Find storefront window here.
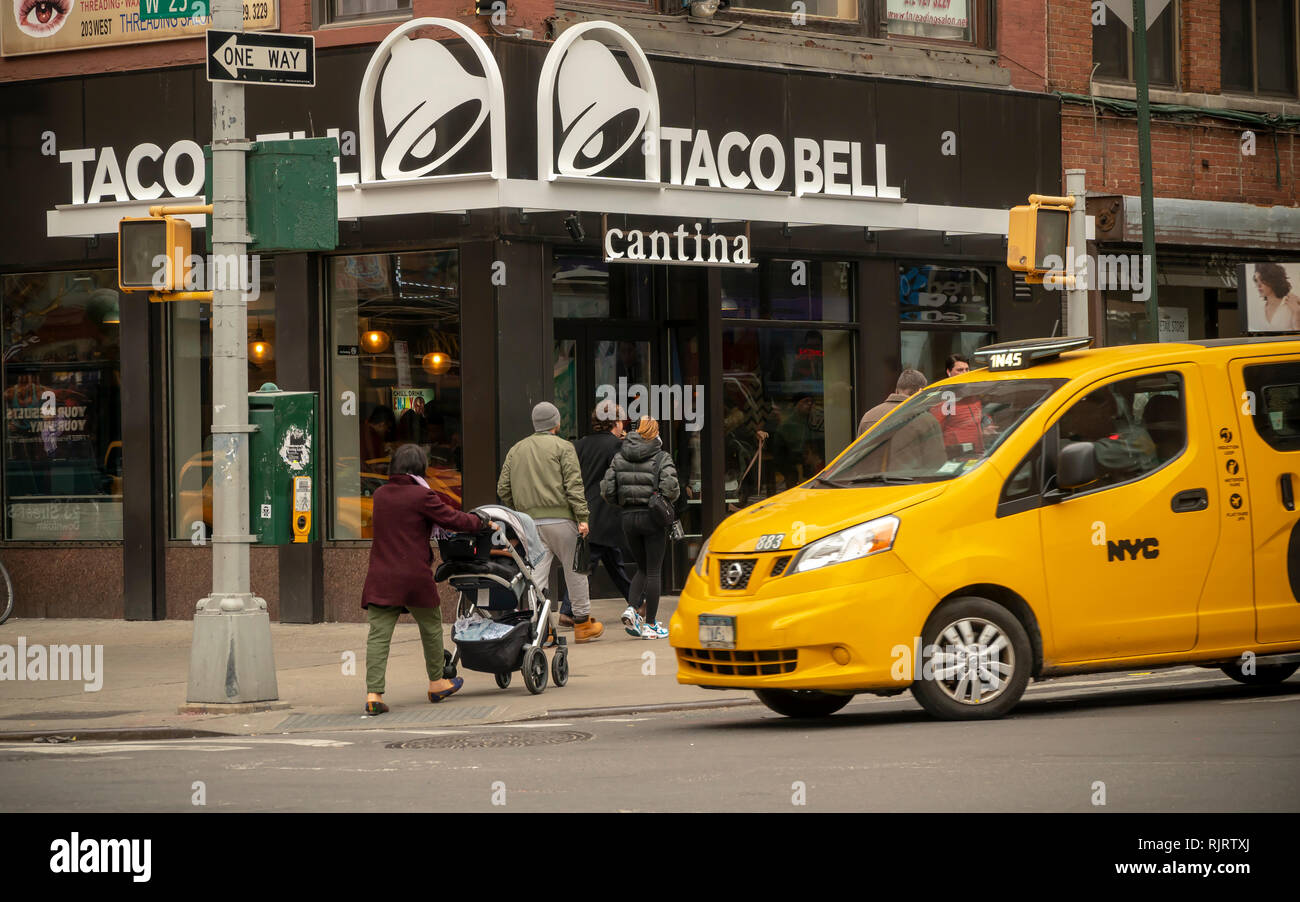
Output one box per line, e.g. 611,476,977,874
722,261,852,322
2,270,123,541
899,262,993,383
900,330,993,383
899,263,991,326
168,262,277,541
554,338,579,441
722,326,855,509
886,0,975,43
552,256,652,319
328,251,462,539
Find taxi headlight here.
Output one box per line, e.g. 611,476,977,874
693,532,713,578
789,516,899,573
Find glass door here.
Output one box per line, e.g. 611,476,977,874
553,325,654,441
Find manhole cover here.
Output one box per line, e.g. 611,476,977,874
385,730,592,750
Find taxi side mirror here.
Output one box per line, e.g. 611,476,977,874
1056,441,1098,491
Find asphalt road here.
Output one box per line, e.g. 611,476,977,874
1,667,1297,813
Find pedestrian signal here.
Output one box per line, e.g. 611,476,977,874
118,216,192,292
1007,195,1074,284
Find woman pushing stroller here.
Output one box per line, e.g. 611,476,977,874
360,444,495,716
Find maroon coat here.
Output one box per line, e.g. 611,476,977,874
360,474,484,609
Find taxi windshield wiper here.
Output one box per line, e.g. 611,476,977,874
812,475,851,488
842,474,919,485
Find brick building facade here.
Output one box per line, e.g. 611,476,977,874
1005,1,1299,343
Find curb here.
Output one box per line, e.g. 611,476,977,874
0,698,763,741
0,726,237,743
526,697,760,720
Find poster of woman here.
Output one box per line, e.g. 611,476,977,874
1242,262,1300,333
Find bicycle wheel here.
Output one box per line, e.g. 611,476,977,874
0,560,13,625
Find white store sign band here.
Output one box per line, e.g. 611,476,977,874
47,18,1092,241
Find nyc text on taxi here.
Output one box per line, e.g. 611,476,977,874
671,336,1300,719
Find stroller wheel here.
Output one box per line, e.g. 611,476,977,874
494,671,512,690
521,647,548,695
551,649,569,688
443,650,457,681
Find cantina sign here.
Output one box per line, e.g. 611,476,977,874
603,222,755,268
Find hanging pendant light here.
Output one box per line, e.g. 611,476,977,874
249,317,273,364
421,351,452,375
362,329,391,354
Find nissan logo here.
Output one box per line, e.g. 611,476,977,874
723,562,744,588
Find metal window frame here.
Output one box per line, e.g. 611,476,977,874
1093,0,1180,88
313,0,413,29
319,245,464,544
1246,0,1300,98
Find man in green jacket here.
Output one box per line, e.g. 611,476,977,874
498,402,604,642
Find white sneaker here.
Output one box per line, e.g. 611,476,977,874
620,606,637,628
649,621,669,639
626,612,644,638
638,621,659,640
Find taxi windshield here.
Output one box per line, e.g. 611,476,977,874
817,378,1066,486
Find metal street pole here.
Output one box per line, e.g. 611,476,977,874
186,0,278,704
1132,0,1161,341
1065,168,1090,338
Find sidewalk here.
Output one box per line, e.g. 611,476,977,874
0,597,755,739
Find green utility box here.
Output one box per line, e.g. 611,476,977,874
204,137,339,253
248,383,318,546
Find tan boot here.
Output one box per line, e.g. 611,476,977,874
574,617,604,643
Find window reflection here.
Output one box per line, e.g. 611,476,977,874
168,262,277,540
2,270,123,540
722,327,854,509
329,251,462,539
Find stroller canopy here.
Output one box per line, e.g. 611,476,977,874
474,505,547,569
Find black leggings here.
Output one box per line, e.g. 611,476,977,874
622,509,668,624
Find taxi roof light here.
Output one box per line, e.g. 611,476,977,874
972,336,1094,372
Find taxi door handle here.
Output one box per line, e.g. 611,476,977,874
1282,474,1295,512
1171,488,1208,513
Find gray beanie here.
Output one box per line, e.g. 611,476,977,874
532,401,561,432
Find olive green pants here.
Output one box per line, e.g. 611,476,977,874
365,604,446,694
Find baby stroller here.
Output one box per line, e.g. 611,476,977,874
435,505,568,695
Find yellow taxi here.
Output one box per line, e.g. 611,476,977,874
671,336,1300,720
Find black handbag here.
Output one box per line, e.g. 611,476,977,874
647,452,677,529
573,532,591,572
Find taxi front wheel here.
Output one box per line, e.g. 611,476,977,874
755,690,852,719
1220,661,1299,686
910,597,1032,721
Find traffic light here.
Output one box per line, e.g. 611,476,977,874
1007,195,1073,284
118,215,192,293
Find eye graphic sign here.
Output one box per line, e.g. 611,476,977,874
1,0,277,57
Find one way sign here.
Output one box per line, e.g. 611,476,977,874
207,30,316,87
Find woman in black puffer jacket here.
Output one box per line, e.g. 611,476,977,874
600,417,680,639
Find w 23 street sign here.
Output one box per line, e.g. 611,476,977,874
206,30,316,88
139,0,206,20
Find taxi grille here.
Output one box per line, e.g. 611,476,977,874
770,555,792,577
717,558,757,590
678,648,798,677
